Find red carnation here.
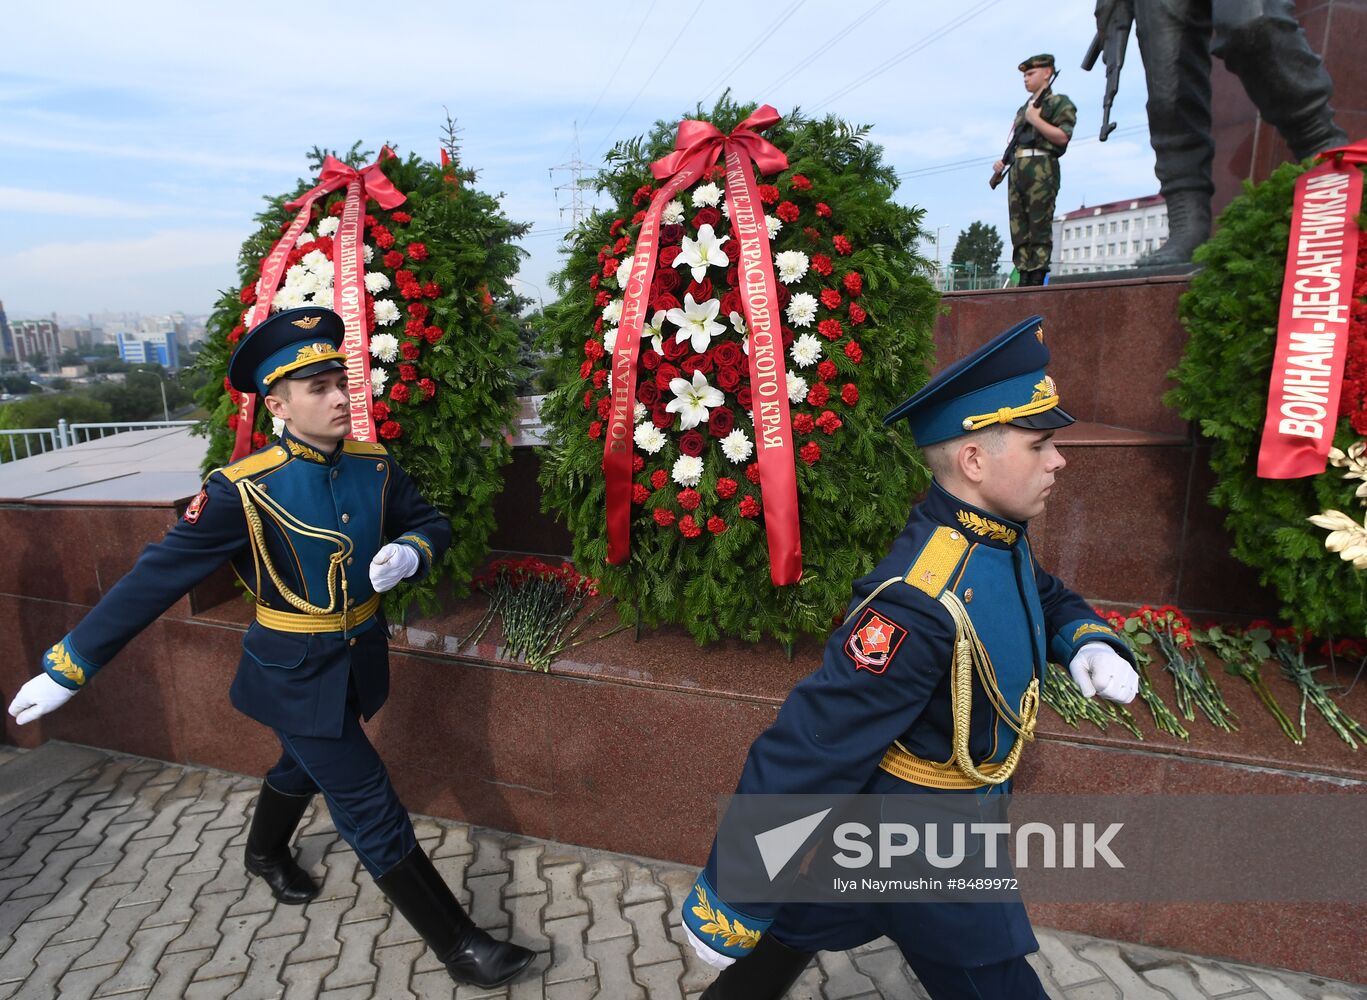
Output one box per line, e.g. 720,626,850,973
776,201,800,224
610,218,625,236
815,203,832,218
583,390,594,409
227,412,240,431
399,364,418,382
844,339,863,363
632,483,650,505
251,432,268,450
329,201,345,216
678,514,702,539
708,406,734,438
588,421,603,439
407,242,429,262
693,207,721,229
679,430,705,457
407,303,429,321
740,495,761,518
391,211,412,224
633,184,655,206
580,362,593,386
653,508,676,527
239,284,256,305
372,401,391,422
812,253,833,277
678,488,701,511
589,273,601,289
632,210,647,225
651,469,669,490
594,290,611,307
745,462,761,484
585,339,604,361
716,477,738,499
790,174,813,191
379,420,403,440
820,288,842,310
424,325,445,345
227,325,243,345
707,515,727,536
422,281,441,299
842,383,859,406
842,271,863,296
596,391,611,414
816,410,842,434
793,413,815,434
817,359,837,382
614,235,630,255
849,302,867,325
602,257,619,277
818,319,843,341
593,369,609,390
390,384,411,404
384,250,404,269
401,341,421,361
375,229,396,249
800,441,822,465
833,235,853,256
758,184,780,204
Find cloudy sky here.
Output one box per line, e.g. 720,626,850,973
0,0,1157,319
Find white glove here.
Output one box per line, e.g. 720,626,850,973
8,674,77,725
368,542,421,593
684,924,735,970
1068,641,1139,704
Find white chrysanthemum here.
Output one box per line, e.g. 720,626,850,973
603,326,619,355
766,215,782,239
720,428,753,464
369,333,399,363
692,183,723,208
364,271,391,294
791,333,822,368
301,249,330,273
316,217,339,237
370,367,389,395
364,244,374,264
602,299,623,325
615,256,634,290
283,262,311,288
374,299,400,326
634,422,666,454
662,200,685,225
720,199,729,219
666,369,725,431
295,230,314,248
787,371,809,404
786,292,818,328
672,454,704,488
272,416,286,436
774,250,810,284
634,402,648,424
311,261,335,287
272,285,306,310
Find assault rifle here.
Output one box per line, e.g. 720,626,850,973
1082,0,1134,141
989,71,1058,190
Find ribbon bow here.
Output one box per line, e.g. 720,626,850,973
286,147,406,211
650,105,789,183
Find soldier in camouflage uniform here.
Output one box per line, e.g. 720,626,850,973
996,54,1076,287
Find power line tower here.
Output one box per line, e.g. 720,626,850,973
550,122,594,228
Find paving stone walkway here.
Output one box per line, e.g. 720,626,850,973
0,745,1360,1000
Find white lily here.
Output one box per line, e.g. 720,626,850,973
730,310,751,356
1308,509,1367,569
665,294,726,354
675,224,730,282
666,369,724,431
649,310,669,355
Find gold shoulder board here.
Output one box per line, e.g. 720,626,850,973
343,439,388,457
216,445,290,483
903,526,970,598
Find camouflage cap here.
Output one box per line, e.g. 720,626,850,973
1018,53,1055,71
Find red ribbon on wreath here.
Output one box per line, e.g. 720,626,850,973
231,149,406,460
602,106,803,585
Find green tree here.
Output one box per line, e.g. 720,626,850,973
951,221,1005,273
0,393,111,429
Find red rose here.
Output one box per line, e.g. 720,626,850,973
793,413,815,434
808,382,831,406
659,246,682,268
716,365,742,393
425,325,445,345
693,207,721,229
651,469,669,490
660,224,684,245
849,302,867,325
390,383,411,403
737,386,753,410
637,381,661,406
372,401,391,422
727,265,739,287
790,174,813,191
815,203,832,218
588,421,603,439
775,284,792,310
661,336,688,361
375,230,396,249
391,211,412,224
678,514,702,539
654,268,681,292
632,483,650,505
781,325,794,350
776,201,800,223
679,430,705,457
740,495,761,518
818,319,843,341
800,441,822,465
812,253,833,277
722,240,742,262
652,406,674,429
654,508,676,527
712,341,742,368
745,462,761,484
708,406,734,438
758,184,780,204
656,362,680,390
407,242,429,262
401,341,420,361
641,349,661,371
384,250,404,269
678,487,701,510
842,383,860,406
833,235,853,256
379,419,402,440
685,277,713,302
720,290,743,319
707,515,727,536
681,353,714,376
844,339,863,363
651,292,681,314
817,360,837,382
407,303,429,321
820,288,842,310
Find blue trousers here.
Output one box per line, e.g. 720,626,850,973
265,707,416,879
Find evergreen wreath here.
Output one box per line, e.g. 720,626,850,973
1170,158,1367,636
537,98,939,646
194,140,528,617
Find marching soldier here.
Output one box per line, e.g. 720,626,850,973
996,54,1076,286
683,316,1139,999
7,307,535,990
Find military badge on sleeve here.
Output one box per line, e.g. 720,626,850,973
845,608,908,674
184,489,209,524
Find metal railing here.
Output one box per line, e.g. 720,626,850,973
0,419,199,463
0,427,61,463
62,419,198,447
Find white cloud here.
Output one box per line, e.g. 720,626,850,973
0,185,164,218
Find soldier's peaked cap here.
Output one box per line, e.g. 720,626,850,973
1019,53,1055,71
882,315,1073,445
228,306,347,396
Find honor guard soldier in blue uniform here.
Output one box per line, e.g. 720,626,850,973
7,307,535,990
683,316,1140,999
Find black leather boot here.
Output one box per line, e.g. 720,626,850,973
1137,190,1210,268
700,933,815,999
244,781,321,905
375,846,535,988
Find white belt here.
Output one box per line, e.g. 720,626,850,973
1015,148,1050,158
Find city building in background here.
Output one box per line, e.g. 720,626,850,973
11,318,62,368
1051,195,1168,276
0,301,13,359
116,330,179,369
